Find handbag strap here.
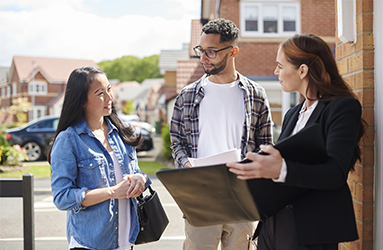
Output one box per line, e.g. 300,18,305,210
137,185,155,202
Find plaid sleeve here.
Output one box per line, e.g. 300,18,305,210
170,91,191,168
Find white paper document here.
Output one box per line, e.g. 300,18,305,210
187,148,241,167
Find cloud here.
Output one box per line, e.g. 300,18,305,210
0,0,199,66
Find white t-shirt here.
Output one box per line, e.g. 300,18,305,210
68,151,132,250
197,78,245,158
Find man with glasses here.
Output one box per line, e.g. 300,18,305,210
170,18,272,250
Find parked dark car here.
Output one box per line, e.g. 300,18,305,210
5,115,153,161
5,116,59,161
135,126,154,152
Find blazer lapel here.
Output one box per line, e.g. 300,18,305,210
278,102,303,141
305,100,327,127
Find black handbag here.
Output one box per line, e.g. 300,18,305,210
135,185,169,245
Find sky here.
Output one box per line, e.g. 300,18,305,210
0,0,201,67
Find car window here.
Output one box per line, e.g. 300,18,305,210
30,119,55,129
53,118,59,130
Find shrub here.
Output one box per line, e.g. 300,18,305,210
161,124,173,160
0,134,28,166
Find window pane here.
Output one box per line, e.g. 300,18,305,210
263,5,278,33
283,6,296,20
245,6,258,19
284,21,296,31
36,84,40,92
246,20,258,31
264,21,278,33
263,5,278,20
283,6,296,32
245,6,258,31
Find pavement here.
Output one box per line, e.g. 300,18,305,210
0,136,186,250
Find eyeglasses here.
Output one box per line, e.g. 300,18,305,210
193,45,233,59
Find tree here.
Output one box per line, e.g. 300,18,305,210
8,97,32,123
122,100,134,115
98,55,162,83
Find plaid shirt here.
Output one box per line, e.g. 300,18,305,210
170,73,273,168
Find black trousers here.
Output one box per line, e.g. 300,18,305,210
257,207,338,250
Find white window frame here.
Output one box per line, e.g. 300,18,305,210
28,81,47,95
12,84,17,96
29,106,46,120
6,86,10,97
240,0,301,38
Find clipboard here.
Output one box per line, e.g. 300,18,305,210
156,123,327,227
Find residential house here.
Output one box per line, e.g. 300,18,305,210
159,20,205,124
140,78,164,126
159,43,194,124
0,56,98,124
112,78,164,128
0,66,9,82
111,81,141,113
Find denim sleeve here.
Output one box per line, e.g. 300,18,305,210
50,134,88,212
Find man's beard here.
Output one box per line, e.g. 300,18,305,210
202,54,228,75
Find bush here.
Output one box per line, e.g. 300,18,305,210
161,124,173,160
0,134,28,166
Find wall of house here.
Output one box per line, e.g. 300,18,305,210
218,0,336,76
373,0,383,248
335,0,375,249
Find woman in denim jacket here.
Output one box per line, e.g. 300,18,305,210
48,66,151,250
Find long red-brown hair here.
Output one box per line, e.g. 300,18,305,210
280,34,367,167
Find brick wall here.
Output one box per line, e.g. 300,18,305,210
335,0,375,249
218,0,335,76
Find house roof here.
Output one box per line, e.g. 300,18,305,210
141,78,164,89
11,56,99,83
47,91,65,107
159,44,190,74
112,78,164,102
112,81,142,101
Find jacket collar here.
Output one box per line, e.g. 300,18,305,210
73,116,118,136
279,98,328,141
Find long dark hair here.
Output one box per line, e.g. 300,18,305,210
47,66,141,164
279,34,367,167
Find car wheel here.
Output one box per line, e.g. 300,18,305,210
23,142,43,161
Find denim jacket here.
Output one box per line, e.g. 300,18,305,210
51,117,151,250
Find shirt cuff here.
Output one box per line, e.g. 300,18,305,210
272,158,287,183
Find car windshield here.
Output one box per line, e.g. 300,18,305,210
20,116,59,129
29,118,58,130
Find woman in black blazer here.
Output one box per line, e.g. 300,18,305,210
227,34,366,250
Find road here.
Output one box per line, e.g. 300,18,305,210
0,136,185,249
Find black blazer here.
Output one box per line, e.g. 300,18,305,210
278,96,361,245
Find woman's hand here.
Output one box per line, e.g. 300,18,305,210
124,174,146,198
226,145,283,180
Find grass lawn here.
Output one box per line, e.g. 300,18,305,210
0,161,172,178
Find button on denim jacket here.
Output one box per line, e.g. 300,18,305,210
51,117,151,250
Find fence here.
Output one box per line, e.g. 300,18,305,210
0,173,35,250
